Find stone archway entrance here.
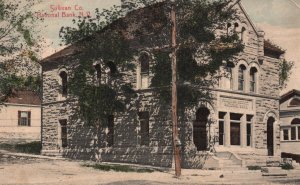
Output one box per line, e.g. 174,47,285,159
193,107,210,151
267,117,275,156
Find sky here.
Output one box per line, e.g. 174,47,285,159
35,0,300,94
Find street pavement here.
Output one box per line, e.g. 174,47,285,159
0,150,300,185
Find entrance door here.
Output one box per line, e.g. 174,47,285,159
193,107,210,151
267,117,275,156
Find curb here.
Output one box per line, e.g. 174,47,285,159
0,150,66,161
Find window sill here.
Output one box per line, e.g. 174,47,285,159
281,140,300,142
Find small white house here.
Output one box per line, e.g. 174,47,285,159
280,89,300,155
0,90,41,144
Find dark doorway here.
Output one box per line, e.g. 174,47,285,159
267,117,275,156
193,107,210,151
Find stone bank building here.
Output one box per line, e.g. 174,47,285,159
41,2,285,169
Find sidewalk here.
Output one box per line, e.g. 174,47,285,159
0,149,65,160
1,149,300,185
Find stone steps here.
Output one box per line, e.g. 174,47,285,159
216,151,244,170
261,167,288,176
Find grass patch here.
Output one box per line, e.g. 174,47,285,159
0,141,41,155
281,163,294,170
83,164,155,173
247,166,262,170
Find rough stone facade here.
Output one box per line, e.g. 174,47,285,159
41,2,284,168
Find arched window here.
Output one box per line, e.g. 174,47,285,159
290,98,300,106
227,23,232,35
238,65,246,91
241,27,246,41
234,22,239,32
59,71,68,97
291,118,300,141
140,53,149,74
250,67,258,93
106,61,117,75
105,61,117,84
224,62,234,90
291,118,300,125
137,52,150,89
194,107,210,151
94,64,101,84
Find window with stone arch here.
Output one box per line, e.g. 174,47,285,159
227,23,232,35
104,61,117,84
94,63,101,85
250,67,258,93
238,64,246,91
223,62,235,90
241,27,246,42
137,52,150,89
59,71,68,97
234,22,239,32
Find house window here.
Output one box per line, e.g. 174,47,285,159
138,112,150,146
18,111,31,126
59,71,68,97
230,113,242,146
107,115,114,147
247,115,253,146
283,129,289,141
137,52,150,89
218,112,226,146
238,65,246,91
250,67,257,93
59,119,68,148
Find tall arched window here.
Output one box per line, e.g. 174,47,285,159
227,23,232,35
94,64,101,84
224,62,234,90
105,61,117,84
137,52,150,89
234,22,239,32
241,27,246,42
59,71,68,97
250,67,257,93
238,65,246,91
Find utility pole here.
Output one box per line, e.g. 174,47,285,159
170,0,181,177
